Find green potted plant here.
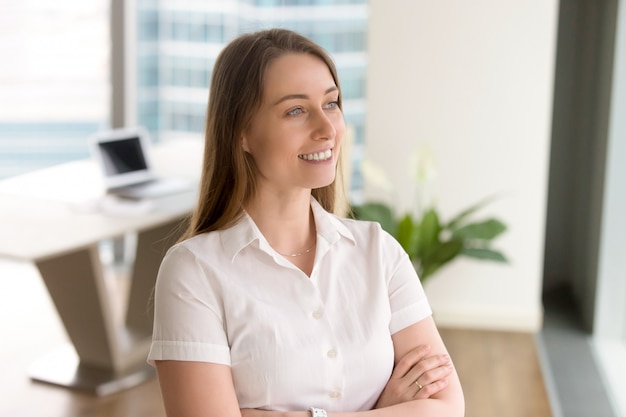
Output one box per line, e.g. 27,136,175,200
350,152,508,282
351,197,508,281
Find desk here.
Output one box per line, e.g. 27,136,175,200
0,139,202,395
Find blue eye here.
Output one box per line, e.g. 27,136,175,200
325,101,340,109
287,107,303,116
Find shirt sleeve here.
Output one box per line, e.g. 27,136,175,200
382,231,433,335
147,243,231,366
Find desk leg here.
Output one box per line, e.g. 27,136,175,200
29,218,184,395
126,220,185,336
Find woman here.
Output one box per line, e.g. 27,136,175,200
148,28,464,417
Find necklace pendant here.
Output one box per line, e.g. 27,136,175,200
279,241,316,257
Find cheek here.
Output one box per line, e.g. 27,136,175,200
244,124,272,159
244,134,288,174
334,116,347,144
247,146,275,174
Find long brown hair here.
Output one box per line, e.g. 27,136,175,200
182,28,345,240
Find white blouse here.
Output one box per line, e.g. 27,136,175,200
148,198,432,412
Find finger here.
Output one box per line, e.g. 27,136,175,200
414,377,450,400
415,362,454,388
404,353,451,383
390,345,431,379
412,378,425,393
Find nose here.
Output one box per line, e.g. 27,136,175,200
311,109,337,140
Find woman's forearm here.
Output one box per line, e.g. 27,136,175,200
242,397,464,417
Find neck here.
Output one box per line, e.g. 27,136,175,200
245,191,315,256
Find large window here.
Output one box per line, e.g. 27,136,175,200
0,2,110,179
133,0,368,198
0,1,368,199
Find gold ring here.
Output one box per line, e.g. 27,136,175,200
414,380,423,390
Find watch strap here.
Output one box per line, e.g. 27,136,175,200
309,407,328,417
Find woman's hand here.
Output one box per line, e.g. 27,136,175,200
240,409,274,417
240,409,308,417
374,344,453,408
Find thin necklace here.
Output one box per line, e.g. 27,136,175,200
277,240,316,257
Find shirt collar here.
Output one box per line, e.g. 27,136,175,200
310,196,355,248
220,196,355,262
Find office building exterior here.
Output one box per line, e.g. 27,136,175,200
0,0,368,195
135,0,368,193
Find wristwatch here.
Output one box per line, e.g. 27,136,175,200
309,407,328,417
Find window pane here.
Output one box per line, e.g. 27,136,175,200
133,0,368,198
0,1,110,179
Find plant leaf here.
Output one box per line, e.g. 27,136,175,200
423,239,464,265
461,247,508,262
351,202,398,235
416,209,440,258
452,219,507,240
419,239,463,280
445,194,499,230
397,214,419,256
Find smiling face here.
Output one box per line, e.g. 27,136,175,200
241,53,345,197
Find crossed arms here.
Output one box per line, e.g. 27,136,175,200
156,316,465,417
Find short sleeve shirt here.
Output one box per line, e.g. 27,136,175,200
148,197,432,412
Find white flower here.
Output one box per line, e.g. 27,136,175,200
408,145,438,215
360,159,395,192
409,145,437,185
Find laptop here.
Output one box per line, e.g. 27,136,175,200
89,127,192,199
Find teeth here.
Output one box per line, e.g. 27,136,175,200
299,149,332,161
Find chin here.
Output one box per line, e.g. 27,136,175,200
310,176,336,190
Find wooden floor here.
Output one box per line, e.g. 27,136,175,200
440,328,552,417
0,259,552,417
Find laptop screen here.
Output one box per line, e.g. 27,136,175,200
98,136,148,176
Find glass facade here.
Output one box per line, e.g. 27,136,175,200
135,0,368,195
0,2,109,179
0,122,106,179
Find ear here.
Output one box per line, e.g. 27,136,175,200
241,134,251,153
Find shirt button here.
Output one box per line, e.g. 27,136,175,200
329,391,342,399
327,349,337,358
312,310,323,319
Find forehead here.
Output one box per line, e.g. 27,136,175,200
261,53,336,100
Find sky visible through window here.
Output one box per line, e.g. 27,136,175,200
0,0,109,122
0,0,109,178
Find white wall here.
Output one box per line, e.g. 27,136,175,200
366,0,559,331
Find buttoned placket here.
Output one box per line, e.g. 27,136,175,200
307,267,346,406
262,230,347,405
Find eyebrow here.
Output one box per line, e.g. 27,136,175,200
272,86,338,106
